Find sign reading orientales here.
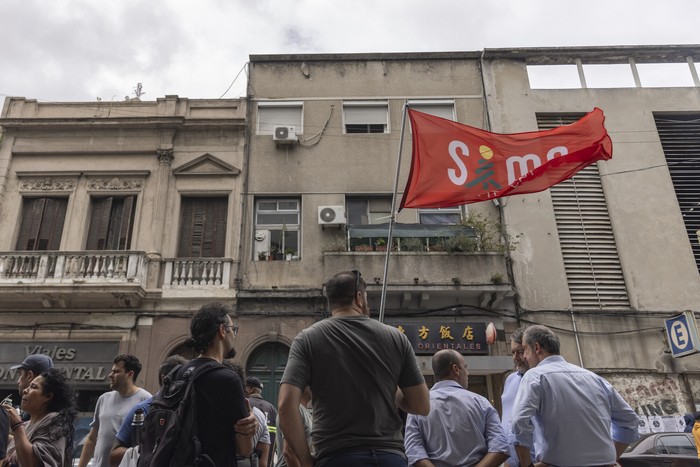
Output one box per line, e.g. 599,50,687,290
387,321,488,355
0,341,121,387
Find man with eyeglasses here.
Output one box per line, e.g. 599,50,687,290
178,302,256,466
278,270,430,467
500,327,540,466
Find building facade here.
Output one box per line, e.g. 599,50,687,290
1,45,699,424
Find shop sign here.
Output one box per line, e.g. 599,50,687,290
0,341,120,387
387,321,488,355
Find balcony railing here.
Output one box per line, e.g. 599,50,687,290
0,251,148,284
163,258,232,288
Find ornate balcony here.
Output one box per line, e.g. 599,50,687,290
162,258,234,298
0,251,148,309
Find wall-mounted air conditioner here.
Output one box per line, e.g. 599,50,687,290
273,126,297,144
318,206,346,226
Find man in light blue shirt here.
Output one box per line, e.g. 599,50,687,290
500,327,539,466
405,349,509,467
511,325,639,467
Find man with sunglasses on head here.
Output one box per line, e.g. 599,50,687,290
278,270,430,467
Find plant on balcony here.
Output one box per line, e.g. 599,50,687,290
400,237,425,252
455,213,516,255
374,238,387,251
257,251,268,261
285,248,296,260
445,233,479,253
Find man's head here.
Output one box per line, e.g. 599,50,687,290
245,376,263,396
12,354,54,394
109,354,142,393
432,349,469,389
510,326,530,375
522,325,560,368
158,355,187,386
188,302,238,359
325,270,369,315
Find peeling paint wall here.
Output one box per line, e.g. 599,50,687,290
604,373,692,416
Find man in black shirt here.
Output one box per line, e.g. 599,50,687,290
184,302,256,466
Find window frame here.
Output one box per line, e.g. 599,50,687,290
254,197,301,260
177,196,229,258
418,205,465,225
15,196,69,251
407,99,456,121
256,101,304,136
342,101,390,134
85,195,137,251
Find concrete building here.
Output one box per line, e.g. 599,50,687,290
1,44,698,424
243,45,700,418
0,96,249,415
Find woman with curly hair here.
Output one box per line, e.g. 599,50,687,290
2,368,77,467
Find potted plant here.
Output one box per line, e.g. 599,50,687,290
285,248,295,261
400,237,425,252
257,251,268,261
374,238,387,251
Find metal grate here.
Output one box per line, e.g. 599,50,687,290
654,114,700,274
538,114,630,309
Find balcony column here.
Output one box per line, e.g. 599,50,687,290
146,148,174,287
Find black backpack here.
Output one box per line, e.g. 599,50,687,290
137,360,222,467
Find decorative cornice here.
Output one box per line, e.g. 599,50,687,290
157,148,175,166
19,178,77,192
87,177,144,191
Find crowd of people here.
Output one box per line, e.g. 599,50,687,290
0,269,658,467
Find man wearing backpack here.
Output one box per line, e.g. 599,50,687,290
164,302,256,466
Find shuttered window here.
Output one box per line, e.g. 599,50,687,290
15,197,68,251
178,197,228,257
257,103,303,135
343,101,389,134
654,114,700,273
538,114,630,309
86,196,136,250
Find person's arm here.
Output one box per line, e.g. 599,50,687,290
476,452,509,467
256,441,270,467
608,384,639,460
278,383,313,467
404,413,431,466
614,440,629,460
396,383,430,416
234,400,256,457
78,426,99,467
414,460,436,467
515,444,533,466
109,440,128,467
283,441,303,467
4,406,39,467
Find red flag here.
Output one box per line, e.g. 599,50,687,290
399,108,612,209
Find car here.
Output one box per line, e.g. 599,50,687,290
618,432,700,466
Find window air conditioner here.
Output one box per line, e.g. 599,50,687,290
273,126,297,144
318,206,346,226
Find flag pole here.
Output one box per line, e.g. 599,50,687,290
379,101,409,323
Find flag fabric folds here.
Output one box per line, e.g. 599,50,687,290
399,108,613,209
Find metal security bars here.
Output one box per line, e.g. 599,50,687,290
654,114,700,274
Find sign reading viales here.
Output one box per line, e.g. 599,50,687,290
399,108,612,209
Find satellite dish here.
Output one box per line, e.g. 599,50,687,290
319,207,336,223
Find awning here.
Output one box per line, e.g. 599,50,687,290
348,223,475,239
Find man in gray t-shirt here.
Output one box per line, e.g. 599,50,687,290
279,270,430,467
78,354,151,467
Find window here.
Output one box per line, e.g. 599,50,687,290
257,102,303,135
655,434,696,455
15,197,68,251
408,100,455,120
538,114,629,309
178,197,228,257
419,206,463,225
255,198,300,259
343,101,388,134
346,197,392,225
654,113,700,274
86,196,136,250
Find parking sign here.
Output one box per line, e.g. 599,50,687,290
665,311,700,358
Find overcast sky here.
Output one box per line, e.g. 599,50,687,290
1,0,698,105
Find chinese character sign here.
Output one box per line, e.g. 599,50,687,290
389,322,489,355
399,108,612,209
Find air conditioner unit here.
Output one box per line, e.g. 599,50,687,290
318,206,346,226
273,126,297,144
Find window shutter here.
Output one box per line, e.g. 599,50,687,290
16,198,67,251
86,197,113,250
117,196,136,250
344,104,388,125
538,114,629,309
178,197,228,258
258,105,302,135
654,114,700,273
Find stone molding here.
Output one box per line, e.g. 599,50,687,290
87,177,144,191
19,178,77,192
